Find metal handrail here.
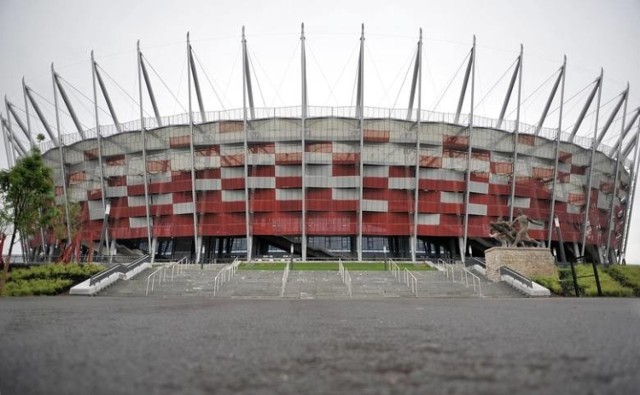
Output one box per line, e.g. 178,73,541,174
280,261,290,297
404,268,418,296
90,254,150,286
388,260,401,281
144,257,187,296
213,258,240,296
500,266,533,288
338,259,352,298
462,267,483,297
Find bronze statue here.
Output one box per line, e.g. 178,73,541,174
511,209,543,247
489,217,515,247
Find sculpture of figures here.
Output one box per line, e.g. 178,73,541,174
489,217,515,247
511,209,543,247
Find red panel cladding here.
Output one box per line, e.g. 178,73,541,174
487,205,510,217
570,165,586,175
363,189,386,200
333,164,358,176
108,176,127,186
249,166,276,177
306,212,357,235
252,212,301,235
170,135,191,148
150,180,192,194
389,166,415,177
221,154,245,166
387,190,413,212
307,189,332,200
491,162,512,174
221,178,245,189
333,153,359,164
87,189,102,200
471,151,490,161
172,191,193,203
419,156,442,168
275,200,302,211
470,172,489,182
306,142,332,153
147,160,170,173
443,135,468,149
199,213,245,236
153,214,194,238
196,168,221,178
276,177,302,188
419,179,465,192
469,194,492,205
84,148,98,160
250,190,276,212
69,171,86,183
196,146,220,156
307,200,357,212
363,129,390,143
363,177,388,188
219,121,243,133
106,155,125,166
222,201,246,212
249,143,276,154
488,183,511,195
363,213,411,235
150,205,173,216
518,134,535,146
172,171,192,182
439,203,464,214
559,151,572,164
275,152,302,165
532,167,554,179
127,184,145,196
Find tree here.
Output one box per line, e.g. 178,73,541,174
0,148,55,294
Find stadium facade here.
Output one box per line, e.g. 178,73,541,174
2,26,639,264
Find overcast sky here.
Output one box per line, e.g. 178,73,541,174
1,0,639,262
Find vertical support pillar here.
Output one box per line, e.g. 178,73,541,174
22,78,34,148
462,36,476,264
621,123,640,262
51,64,72,245
508,45,524,222
356,24,365,262
187,33,201,264
1,114,15,166
580,69,603,259
137,41,153,255
547,57,567,245
242,27,252,262
412,29,423,263
604,84,629,263
300,23,308,261
90,54,110,258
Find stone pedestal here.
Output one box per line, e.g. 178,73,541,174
484,247,557,282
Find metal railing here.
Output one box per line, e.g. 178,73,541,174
404,268,418,297
500,266,533,289
145,257,187,296
212,258,241,296
89,255,150,286
280,261,290,297
338,259,352,298
388,260,401,281
462,267,483,297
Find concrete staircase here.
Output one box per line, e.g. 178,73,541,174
99,264,525,299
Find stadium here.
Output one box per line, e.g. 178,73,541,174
1,26,639,265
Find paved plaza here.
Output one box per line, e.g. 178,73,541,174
1,297,639,395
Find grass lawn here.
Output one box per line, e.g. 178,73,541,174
571,264,634,297
605,265,640,296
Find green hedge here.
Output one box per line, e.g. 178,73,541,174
2,263,105,296
531,275,563,295
565,264,634,297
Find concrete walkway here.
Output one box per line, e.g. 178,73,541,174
100,264,525,299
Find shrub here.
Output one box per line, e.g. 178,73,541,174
3,263,105,296
573,264,634,297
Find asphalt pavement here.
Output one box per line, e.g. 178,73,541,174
1,297,639,395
